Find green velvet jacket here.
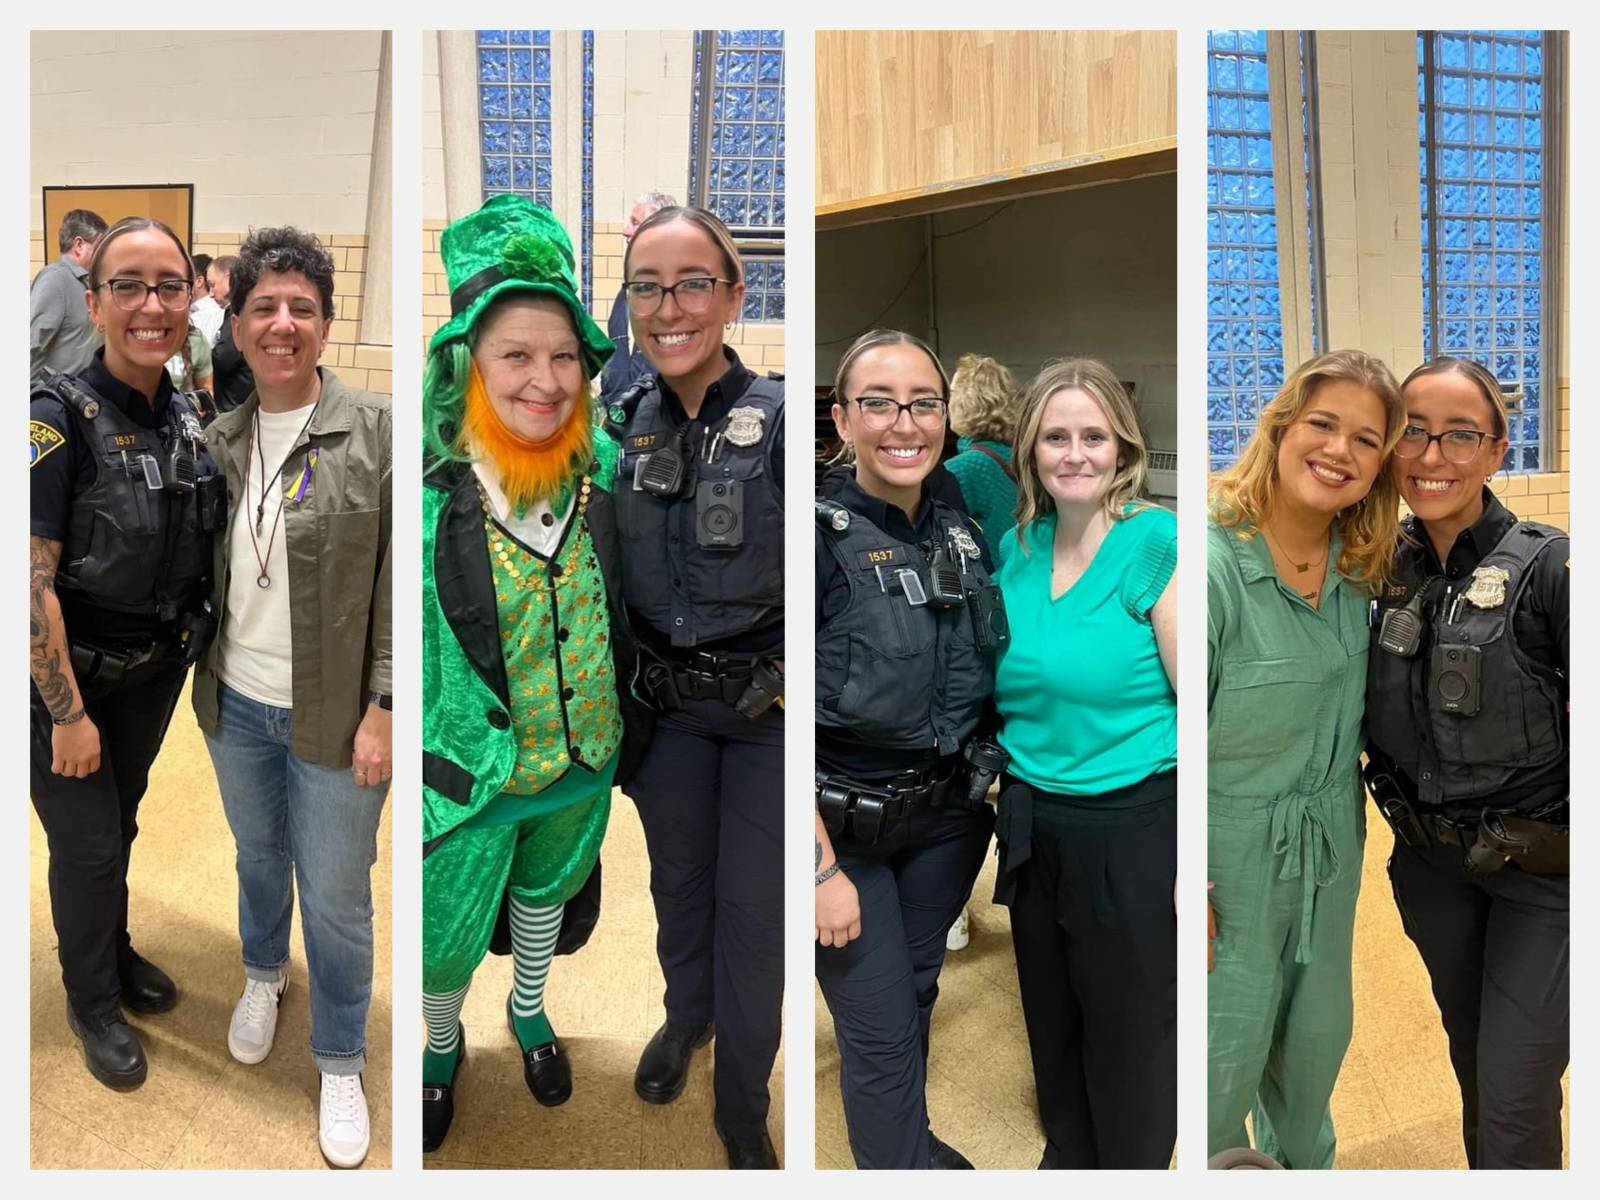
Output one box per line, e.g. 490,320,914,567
422,430,652,851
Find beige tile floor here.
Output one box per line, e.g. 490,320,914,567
423,790,786,1170
29,680,393,1170
815,844,1051,1170
1331,812,1569,1169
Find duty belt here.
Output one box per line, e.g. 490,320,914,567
667,652,753,704
69,640,172,687
815,763,967,845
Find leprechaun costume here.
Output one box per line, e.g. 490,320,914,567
421,196,651,1151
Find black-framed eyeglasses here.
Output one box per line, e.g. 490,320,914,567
623,276,732,316
850,395,949,431
97,277,194,312
1393,424,1494,464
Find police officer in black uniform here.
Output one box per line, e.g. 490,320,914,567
1366,357,1568,1169
814,330,1006,1170
29,217,222,1090
605,206,785,1168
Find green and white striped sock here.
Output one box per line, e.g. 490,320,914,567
422,981,470,1083
509,897,562,1049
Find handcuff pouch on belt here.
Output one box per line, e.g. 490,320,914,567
1363,755,1567,876
69,641,166,688
815,741,1004,846
639,644,782,719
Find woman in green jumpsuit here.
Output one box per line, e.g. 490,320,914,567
1206,350,1405,1168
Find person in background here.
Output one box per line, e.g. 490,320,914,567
188,252,225,347
944,352,1022,560
210,254,256,412
598,190,677,405
190,227,392,1169
992,358,1177,1168
31,208,108,380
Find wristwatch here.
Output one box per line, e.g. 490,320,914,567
368,691,392,711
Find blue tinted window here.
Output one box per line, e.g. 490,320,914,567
1207,30,1285,469
1420,31,1548,472
691,31,785,322
478,30,555,212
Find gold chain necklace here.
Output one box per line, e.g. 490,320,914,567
1262,524,1329,575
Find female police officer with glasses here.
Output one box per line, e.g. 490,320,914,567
29,216,222,1090
1365,357,1568,1169
606,206,785,1168
814,329,1005,1170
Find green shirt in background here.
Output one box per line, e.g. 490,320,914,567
994,505,1177,796
944,437,1018,562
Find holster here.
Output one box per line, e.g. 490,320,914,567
69,640,168,689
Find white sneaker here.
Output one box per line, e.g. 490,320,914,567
946,907,970,951
319,1071,370,1168
227,972,288,1065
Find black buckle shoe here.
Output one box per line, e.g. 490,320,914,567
715,1115,779,1169
423,1025,465,1154
634,1020,713,1105
506,994,571,1107
66,1001,147,1091
118,949,178,1015
930,1133,974,1169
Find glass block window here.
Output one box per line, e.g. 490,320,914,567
1419,30,1549,472
581,31,594,312
1207,30,1284,469
477,30,553,209
691,30,785,322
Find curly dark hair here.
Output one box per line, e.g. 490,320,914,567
229,226,337,320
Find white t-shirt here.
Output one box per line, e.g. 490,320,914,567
190,296,226,347
216,404,314,709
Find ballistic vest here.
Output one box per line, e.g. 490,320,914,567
1368,521,1566,807
608,374,784,648
43,374,217,623
814,499,996,755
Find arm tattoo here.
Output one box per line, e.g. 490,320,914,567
29,537,79,721
815,837,822,871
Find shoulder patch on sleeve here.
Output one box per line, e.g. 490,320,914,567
30,419,65,468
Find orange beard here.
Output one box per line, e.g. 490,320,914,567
462,364,592,514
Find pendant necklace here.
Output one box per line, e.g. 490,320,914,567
244,400,319,588
1262,524,1328,574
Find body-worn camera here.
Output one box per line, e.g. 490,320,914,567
1431,643,1481,715
196,472,227,532
696,478,744,548
967,582,1010,652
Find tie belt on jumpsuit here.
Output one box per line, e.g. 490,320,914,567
1264,776,1348,965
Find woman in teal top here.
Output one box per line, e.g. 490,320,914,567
991,358,1177,1169
1206,349,1404,1169
944,352,1021,559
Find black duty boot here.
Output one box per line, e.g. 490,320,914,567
66,1001,147,1090
715,1115,779,1169
633,1020,713,1105
930,1133,974,1169
507,994,571,1107
118,949,178,1014
423,1025,465,1154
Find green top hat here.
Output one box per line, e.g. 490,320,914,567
428,194,614,377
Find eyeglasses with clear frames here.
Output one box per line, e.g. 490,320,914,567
850,396,949,431
97,277,194,312
1393,424,1495,464
623,276,732,316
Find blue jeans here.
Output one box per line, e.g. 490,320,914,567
204,682,386,1073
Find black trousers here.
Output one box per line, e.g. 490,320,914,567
626,695,784,1140
30,657,188,1019
1389,836,1569,1169
998,774,1176,1169
815,802,995,1169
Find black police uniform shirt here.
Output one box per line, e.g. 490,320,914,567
815,473,995,782
30,350,181,645
1374,488,1568,814
634,346,784,656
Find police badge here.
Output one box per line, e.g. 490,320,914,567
1464,564,1510,609
947,525,981,562
724,406,766,448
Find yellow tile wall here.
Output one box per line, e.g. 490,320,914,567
31,229,391,399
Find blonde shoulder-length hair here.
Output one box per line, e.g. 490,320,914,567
949,353,1020,443
1210,348,1405,594
1012,358,1153,554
